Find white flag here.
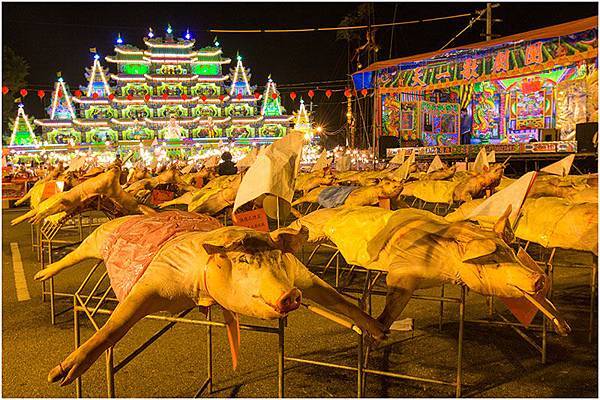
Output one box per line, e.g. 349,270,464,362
472,147,489,173
395,151,416,181
426,155,444,174
389,148,405,165
233,130,305,213
467,171,537,226
151,137,159,147
540,154,575,177
311,150,329,172
487,150,496,163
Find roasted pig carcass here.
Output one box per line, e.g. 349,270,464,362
291,179,402,217
285,206,570,334
419,165,456,181
33,211,385,385
11,167,155,226
295,171,336,195
453,164,504,202
515,197,598,255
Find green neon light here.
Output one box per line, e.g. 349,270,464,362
122,64,150,75
192,64,220,76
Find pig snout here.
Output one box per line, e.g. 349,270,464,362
275,288,302,314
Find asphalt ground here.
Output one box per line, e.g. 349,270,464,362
2,207,598,398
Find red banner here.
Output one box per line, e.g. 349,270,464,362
232,208,270,232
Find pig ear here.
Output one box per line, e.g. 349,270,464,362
493,205,515,244
270,226,308,253
201,227,252,254
461,239,497,263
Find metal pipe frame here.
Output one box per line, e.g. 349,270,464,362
37,207,116,324
71,261,286,398
285,259,467,398
525,242,597,344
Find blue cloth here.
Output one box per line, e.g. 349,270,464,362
318,186,359,208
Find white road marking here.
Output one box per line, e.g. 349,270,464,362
10,242,31,301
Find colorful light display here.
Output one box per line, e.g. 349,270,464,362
30,25,294,146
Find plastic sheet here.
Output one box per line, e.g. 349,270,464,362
317,186,358,208
102,211,222,301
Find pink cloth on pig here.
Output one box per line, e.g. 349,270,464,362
102,210,222,302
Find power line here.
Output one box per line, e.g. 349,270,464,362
210,12,474,33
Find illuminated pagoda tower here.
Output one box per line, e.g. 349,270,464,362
34,77,81,144
73,53,119,143
226,53,262,137
293,98,313,132
9,104,38,146
34,25,294,144
259,75,294,136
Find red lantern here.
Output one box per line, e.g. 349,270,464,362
361,88,368,96
37,90,45,99
92,92,99,99
108,93,115,101
2,86,8,95
127,94,134,101
344,88,352,98
289,91,297,101
201,95,207,102
308,89,315,99
144,94,150,102
271,93,278,100
236,93,243,100
58,90,64,99
182,94,188,100
219,94,225,102
325,89,332,98
74,90,82,98
254,91,260,99
20,88,28,97
162,93,168,100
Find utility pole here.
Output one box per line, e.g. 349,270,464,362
480,3,501,41
485,3,492,41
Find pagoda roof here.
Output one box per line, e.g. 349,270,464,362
144,37,195,49
34,119,74,128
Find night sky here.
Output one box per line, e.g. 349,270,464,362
2,2,598,133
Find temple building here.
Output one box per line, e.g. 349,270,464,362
33,25,294,145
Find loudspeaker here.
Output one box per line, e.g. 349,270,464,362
576,123,598,153
540,128,557,142
379,135,400,159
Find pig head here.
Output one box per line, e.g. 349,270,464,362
199,226,304,319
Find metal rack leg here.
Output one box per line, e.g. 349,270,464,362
278,318,285,398
589,261,597,344
357,334,363,398
50,278,56,325
106,347,115,398
74,297,82,398
439,285,445,331
207,308,213,394
456,287,465,398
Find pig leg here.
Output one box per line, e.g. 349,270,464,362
48,281,164,386
286,255,386,342
34,218,130,281
376,271,419,330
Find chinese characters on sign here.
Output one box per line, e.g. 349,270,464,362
232,208,270,232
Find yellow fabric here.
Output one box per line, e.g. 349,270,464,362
401,180,460,204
